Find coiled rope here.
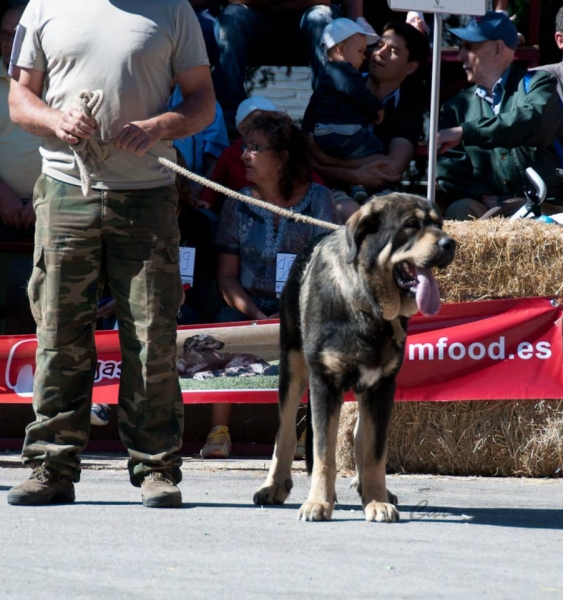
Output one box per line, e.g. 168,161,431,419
71,90,109,196
72,89,340,231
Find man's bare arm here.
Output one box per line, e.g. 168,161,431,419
382,137,415,177
310,135,412,188
308,135,387,168
9,67,98,143
312,157,399,188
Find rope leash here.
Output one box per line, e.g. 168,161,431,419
71,90,109,196
71,89,340,231
156,157,341,232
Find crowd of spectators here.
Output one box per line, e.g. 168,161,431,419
1,0,563,461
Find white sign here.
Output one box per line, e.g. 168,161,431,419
179,246,196,288
275,253,296,297
387,0,486,15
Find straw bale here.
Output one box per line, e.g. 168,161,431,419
337,401,563,477
439,219,563,302
336,219,563,477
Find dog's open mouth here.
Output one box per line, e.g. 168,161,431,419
394,261,441,316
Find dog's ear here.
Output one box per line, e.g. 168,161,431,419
345,205,381,263
184,336,197,351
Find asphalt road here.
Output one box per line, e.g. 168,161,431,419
1,452,562,600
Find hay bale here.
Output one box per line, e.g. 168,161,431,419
336,220,563,477
337,401,563,477
439,219,563,302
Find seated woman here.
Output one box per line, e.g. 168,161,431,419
200,111,340,458
199,96,326,214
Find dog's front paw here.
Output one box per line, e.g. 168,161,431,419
298,500,334,521
253,479,293,505
364,501,400,523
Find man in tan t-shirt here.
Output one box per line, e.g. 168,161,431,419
7,0,215,509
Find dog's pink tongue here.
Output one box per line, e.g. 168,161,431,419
415,268,441,316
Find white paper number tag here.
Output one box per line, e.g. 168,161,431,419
179,246,196,288
276,253,296,297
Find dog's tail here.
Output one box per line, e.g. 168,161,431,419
305,390,314,475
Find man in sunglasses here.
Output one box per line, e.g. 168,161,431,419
436,11,563,220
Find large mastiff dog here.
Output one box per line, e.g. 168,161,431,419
253,193,456,522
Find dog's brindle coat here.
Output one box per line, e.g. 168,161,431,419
253,194,455,522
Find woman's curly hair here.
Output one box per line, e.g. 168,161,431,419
241,111,312,200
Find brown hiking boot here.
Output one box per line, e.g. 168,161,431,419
141,472,182,508
7,465,75,506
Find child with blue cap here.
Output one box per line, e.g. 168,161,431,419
303,17,383,204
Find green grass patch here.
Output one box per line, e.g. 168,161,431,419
179,374,279,391
179,360,280,391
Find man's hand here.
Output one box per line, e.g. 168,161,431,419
114,121,159,157
437,126,463,154
55,108,98,145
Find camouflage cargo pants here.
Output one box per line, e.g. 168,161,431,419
23,175,184,486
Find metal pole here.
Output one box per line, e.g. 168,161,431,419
427,12,443,204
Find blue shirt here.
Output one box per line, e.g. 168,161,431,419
168,85,229,174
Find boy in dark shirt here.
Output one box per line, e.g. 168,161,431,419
303,17,382,203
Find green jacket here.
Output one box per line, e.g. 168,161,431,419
437,66,563,204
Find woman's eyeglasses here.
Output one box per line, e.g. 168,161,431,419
241,143,272,154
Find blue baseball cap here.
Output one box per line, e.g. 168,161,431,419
450,11,519,51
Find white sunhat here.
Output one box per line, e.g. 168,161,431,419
321,17,379,51
235,96,278,129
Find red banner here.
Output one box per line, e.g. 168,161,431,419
396,297,563,401
1,297,562,404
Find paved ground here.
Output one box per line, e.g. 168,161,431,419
1,451,562,600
